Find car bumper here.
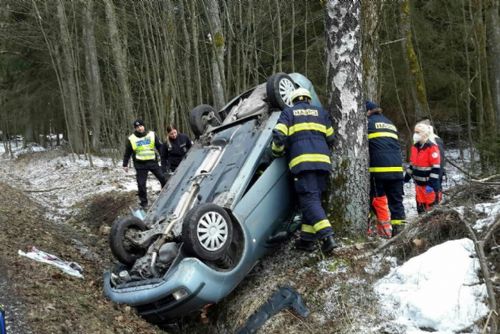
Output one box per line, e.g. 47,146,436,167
103,254,250,320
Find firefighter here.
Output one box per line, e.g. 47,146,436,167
405,123,441,214
160,124,193,174
271,87,337,255
366,101,406,237
123,119,166,209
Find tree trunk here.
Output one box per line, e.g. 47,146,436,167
204,0,225,110
325,0,368,235
485,0,500,131
56,0,84,153
361,0,382,101
274,0,282,73
189,0,203,106
179,0,193,111
462,0,476,164
83,0,104,153
400,0,431,121
103,0,134,121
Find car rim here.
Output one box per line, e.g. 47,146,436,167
197,211,229,251
278,77,295,107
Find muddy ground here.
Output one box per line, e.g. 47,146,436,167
0,182,167,334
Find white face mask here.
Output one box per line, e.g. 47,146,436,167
413,133,422,144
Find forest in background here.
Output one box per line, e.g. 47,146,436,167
0,0,499,172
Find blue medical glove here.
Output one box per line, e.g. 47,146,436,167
425,185,433,193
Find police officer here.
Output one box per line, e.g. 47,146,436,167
123,119,166,209
366,101,406,237
160,124,193,174
271,88,337,255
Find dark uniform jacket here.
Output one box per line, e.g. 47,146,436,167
160,133,192,172
272,101,334,175
368,112,404,180
122,130,162,170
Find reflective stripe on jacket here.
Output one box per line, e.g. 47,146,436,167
129,131,156,161
272,102,334,174
407,141,441,190
367,113,404,180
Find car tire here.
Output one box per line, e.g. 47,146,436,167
266,73,296,110
189,104,221,137
109,216,148,266
182,203,233,261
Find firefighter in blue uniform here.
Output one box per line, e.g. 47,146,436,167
271,88,338,254
366,101,406,236
123,119,166,209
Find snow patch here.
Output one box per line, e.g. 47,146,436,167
375,238,489,333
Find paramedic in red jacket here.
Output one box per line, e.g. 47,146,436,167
405,123,441,214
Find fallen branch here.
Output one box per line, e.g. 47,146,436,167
358,207,456,259
469,179,500,186
24,186,67,193
461,210,498,334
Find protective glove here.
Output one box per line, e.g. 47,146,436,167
425,185,433,193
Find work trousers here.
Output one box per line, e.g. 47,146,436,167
293,171,334,241
136,164,166,206
370,177,406,225
415,185,437,214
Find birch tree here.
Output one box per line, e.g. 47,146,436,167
361,0,382,101
325,0,368,235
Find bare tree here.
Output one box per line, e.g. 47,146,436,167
204,0,226,110
362,0,383,101
485,0,500,131
104,0,134,122
56,0,84,153
325,0,368,235
400,0,431,120
83,0,104,153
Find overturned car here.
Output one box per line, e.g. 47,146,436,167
103,73,323,324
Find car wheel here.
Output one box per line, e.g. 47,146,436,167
189,104,222,137
266,73,296,110
182,203,233,261
109,216,147,266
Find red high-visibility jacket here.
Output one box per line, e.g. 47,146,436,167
407,141,441,191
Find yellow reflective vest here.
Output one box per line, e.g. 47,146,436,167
128,131,156,161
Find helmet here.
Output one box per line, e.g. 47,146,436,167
290,88,312,103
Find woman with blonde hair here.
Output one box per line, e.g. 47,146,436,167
404,123,442,213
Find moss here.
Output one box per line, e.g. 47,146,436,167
214,31,224,48
325,159,350,234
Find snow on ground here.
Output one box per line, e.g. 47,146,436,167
375,239,489,333
374,148,497,333
0,142,162,221
1,142,497,333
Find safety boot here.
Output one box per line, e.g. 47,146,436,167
391,224,405,237
321,236,338,255
376,221,392,239
295,239,316,252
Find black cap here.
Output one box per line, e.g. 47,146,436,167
133,119,144,128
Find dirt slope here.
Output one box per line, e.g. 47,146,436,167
0,182,164,334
